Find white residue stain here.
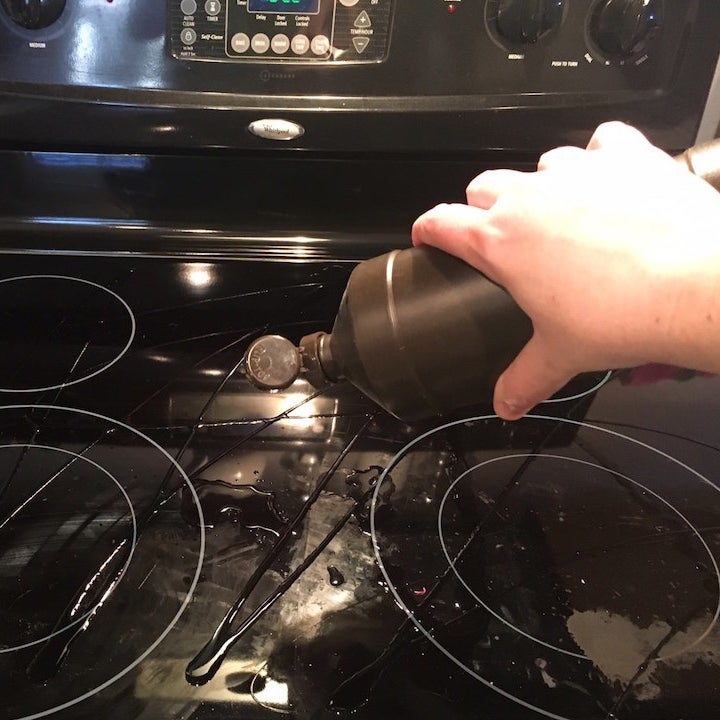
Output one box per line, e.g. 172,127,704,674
567,609,720,699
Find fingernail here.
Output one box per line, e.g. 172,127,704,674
497,399,526,420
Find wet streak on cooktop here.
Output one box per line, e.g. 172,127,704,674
1,252,720,720
184,416,376,686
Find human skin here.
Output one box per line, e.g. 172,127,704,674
411,121,720,420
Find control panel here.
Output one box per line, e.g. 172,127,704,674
169,0,392,62
164,0,670,68
0,0,718,154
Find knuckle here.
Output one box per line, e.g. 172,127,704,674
537,146,584,171
466,168,519,195
588,121,648,151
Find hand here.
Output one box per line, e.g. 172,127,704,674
412,122,720,420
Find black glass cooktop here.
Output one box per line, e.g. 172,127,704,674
1,250,719,720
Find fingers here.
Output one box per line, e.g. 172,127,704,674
466,168,529,209
537,145,586,172
492,335,575,420
538,123,655,173
412,203,504,282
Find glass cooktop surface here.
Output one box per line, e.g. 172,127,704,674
1,251,719,720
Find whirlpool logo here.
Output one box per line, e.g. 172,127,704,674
248,118,305,141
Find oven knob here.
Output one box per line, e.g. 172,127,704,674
0,0,66,29
588,0,663,60
495,0,565,44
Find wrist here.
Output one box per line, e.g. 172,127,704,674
650,253,720,374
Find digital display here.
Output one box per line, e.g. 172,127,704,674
247,0,320,14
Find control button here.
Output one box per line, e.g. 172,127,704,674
339,0,360,5
354,10,371,28
310,34,330,55
352,36,370,54
251,33,270,53
271,34,290,54
180,28,197,45
180,0,197,15
291,34,310,54
231,32,250,53
205,0,221,15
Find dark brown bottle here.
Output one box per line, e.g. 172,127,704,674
298,246,532,421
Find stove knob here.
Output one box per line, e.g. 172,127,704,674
495,0,565,44
588,0,663,60
0,0,66,29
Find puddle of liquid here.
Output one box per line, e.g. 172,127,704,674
181,479,286,534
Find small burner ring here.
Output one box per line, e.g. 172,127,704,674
437,452,720,661
0,275,136,393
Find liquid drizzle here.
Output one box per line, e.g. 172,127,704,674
185,417,375,686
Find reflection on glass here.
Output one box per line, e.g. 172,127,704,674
182,263,216,289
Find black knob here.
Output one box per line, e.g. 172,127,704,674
589,0,663,60
496,0,565,44
1,0,66,29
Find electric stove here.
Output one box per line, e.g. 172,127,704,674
1,1,720,718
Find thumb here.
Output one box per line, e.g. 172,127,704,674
492,335,575,420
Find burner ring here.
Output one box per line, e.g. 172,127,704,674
2,405,205,720
0,275,136,393
0,443,138,654
370,413,720,720
437,452,720,661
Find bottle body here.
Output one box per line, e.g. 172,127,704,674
301,245,533,422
